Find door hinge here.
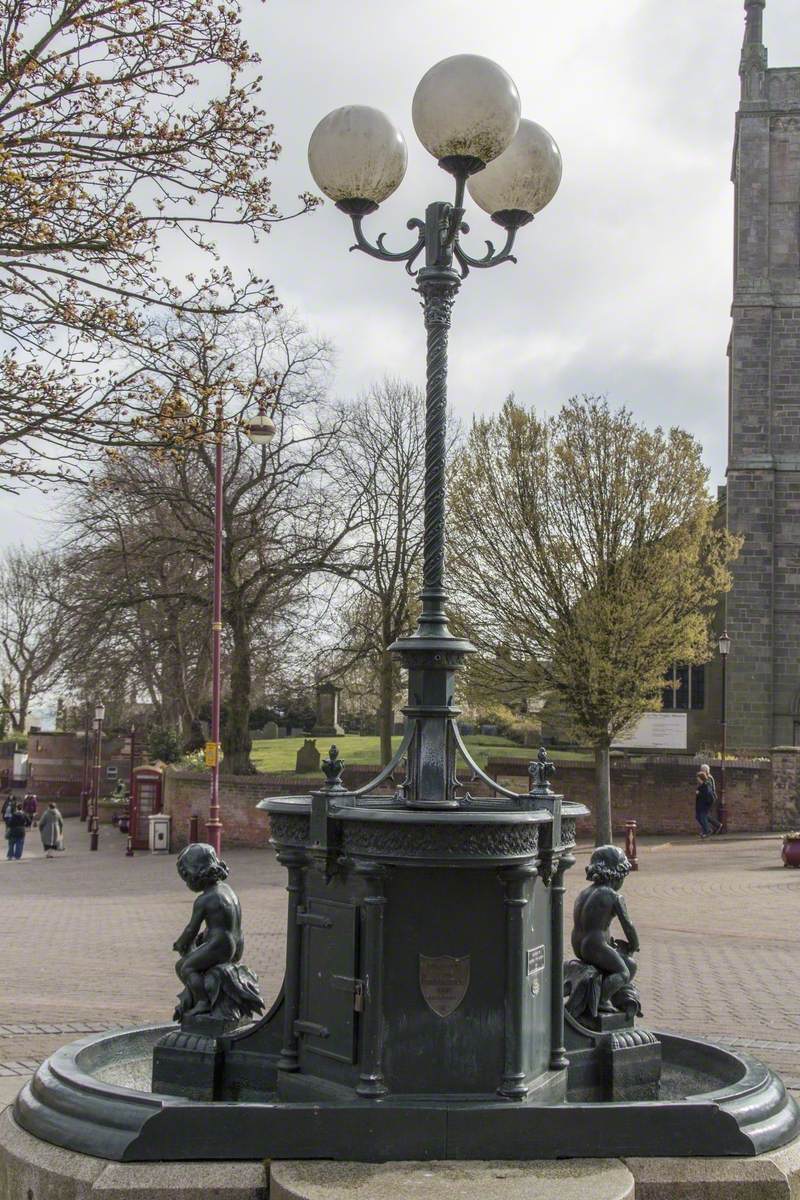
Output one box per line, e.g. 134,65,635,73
296,908,333,928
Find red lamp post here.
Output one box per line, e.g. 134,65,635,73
205,402,276,855
718,631,731,834
80,702,91,822
89,700,105,851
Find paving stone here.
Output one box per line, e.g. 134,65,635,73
1,826,799,1097
0,1107,104,1200
626,1133,800,1197
270,1160,635,1200
92,1160,267,1198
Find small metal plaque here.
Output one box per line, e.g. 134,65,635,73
419,954,470,1018
527,945,546,976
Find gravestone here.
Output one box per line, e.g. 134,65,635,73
295,739,320,775
263,721,279,740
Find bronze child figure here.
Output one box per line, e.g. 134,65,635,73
565,843,642,1023
172,843,264,1026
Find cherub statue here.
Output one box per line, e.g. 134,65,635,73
564,844,642,1023
172,843,265,1026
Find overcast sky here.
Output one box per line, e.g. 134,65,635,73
3,0,799,551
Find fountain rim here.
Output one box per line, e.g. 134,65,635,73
12,1022,800,1163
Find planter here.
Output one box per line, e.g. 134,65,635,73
782,837,800,868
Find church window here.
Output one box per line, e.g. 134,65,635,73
661,664,706,711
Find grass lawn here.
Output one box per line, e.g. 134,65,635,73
250,733,589,775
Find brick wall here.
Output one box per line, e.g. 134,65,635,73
161,752,800,851
490,755,781,837
163,763,392,850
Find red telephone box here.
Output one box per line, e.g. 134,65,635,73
130,766,163,851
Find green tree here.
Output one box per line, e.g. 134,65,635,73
449,396,740,843
147,727,182,765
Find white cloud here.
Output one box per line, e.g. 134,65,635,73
4,0,799,545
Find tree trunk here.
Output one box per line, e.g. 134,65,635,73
594,739,612,846
379,649,394,766
222,601,254,775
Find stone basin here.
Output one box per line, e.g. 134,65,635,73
13,1022,799,1163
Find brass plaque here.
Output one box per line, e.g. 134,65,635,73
419,954,470,1018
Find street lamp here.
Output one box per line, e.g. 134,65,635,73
90,700,105,852
79,701,91,822
718,631,731,833
308,55,561,811
205,401,277,856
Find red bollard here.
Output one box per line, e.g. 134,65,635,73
189,814,199,844
625,819,639,871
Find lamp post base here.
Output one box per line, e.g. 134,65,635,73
205,820,222,856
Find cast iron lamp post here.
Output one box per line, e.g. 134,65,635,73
308,56,561,808
79,701,91,823
89,700,105,852
205,401,276,855
718,630,731,833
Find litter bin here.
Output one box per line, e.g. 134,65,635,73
148,813,171,854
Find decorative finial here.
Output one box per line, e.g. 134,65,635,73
528,746,556,795
322,744,346,790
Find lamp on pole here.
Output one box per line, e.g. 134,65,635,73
307,58,561,811
80,701,91,822
89,700,105,852
718,631,731,833
205,401,276,855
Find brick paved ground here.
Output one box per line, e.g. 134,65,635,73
1,819,799,1096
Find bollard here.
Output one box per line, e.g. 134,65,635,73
625,819,639,871
125,832,134,857
189,813,200,844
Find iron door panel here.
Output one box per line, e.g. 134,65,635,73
300,898,358,1065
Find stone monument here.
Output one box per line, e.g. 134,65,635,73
311,681,344,737
295,738,320,775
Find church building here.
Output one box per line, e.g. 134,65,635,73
725,0,800,751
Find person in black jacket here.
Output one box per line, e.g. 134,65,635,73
5,801,31,860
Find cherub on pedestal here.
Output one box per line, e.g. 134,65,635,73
564,844,642,1025
172,843,264,1026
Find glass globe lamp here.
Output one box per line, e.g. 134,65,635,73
244,411,276,446
308,105,408,215
412,54,520,175
467,118,562,227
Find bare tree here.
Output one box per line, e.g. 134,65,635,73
449,396,740,844
62,312,360,774
336,380,427,764
0,546,69,730
0,0,317,486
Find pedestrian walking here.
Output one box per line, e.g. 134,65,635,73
5,801,31,860
1,793,13,823
700,763,722,832
695,770,720,839
38,802,63,859
22,792,38,828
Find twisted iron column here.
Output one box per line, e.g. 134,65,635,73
416,268,460,639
